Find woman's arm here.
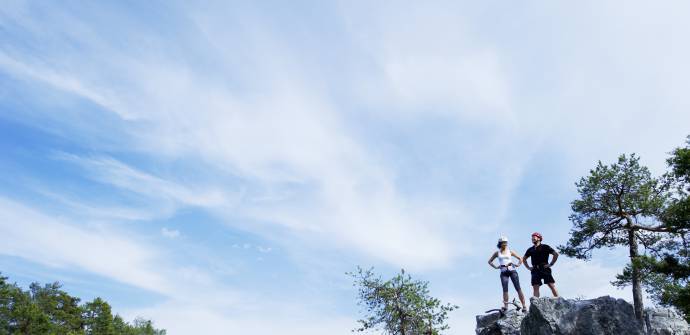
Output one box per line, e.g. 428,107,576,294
511,250,523,267
488,251,499,269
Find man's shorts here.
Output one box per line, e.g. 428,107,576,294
531,267,555,286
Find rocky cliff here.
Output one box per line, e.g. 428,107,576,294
475,296,690,335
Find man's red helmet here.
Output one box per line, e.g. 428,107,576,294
532,232,543,240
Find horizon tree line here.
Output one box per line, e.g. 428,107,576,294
0,272,165,335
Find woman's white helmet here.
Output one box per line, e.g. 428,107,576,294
498,236,509,243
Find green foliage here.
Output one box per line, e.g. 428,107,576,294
558,153,669,321
668,136,690,186
130,317,166,335
1,274,48,335
83,297,115,335
559,153,667,260
562,136,690,322
629,136,690,322
348,267,457,335
0,272,165,335
30,282,83,334
614,254,690,322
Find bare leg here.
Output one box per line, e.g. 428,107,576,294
517,289,526,309
532,285,540,298
547,283,559,297
503,291,509,308
508,272,526,310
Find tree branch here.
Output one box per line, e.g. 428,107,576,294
630,224,670,233
581,218,625,253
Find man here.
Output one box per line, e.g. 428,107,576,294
523,232,559,297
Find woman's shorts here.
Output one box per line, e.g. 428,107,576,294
500,269,521,292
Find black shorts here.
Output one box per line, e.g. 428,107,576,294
531,267,555,286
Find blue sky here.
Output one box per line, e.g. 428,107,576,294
2,1,690,333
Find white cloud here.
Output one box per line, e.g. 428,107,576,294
122,300,355,335
0,52,124,115
1,38,468,269
57,154,228,208
0,197,352,334
0,0,566,272
0,197,169,294
343,2,515,126
3,0,690,275
8,27,463,267
257,246,272,253
31,189,161,222
554,258,630,301
161,228,180,239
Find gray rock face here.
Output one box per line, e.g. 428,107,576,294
475,296,690,335
646,308,690,335
521,296,644,335
476,309,524,335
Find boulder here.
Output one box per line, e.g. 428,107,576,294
521,296,643,335
475,296,690,335
645,308,690,335
476,309,524,335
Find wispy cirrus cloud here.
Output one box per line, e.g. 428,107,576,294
0,197,169,294
160,228,180,239
1,33,473,269
0,197,352,334
56,153,229,209
0,53,123,114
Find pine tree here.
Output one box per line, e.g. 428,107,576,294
559,154,668,321
348,267,457,335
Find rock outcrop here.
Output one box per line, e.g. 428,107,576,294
475,296,690,335
476,309,524,335
645,308,690,335
521,296,644,334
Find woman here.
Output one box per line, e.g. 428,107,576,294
488,236,527,312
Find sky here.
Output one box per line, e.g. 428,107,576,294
1,1,690,334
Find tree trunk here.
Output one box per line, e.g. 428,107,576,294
627,227,645,323
396,288,406,335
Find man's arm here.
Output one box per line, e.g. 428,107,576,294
523,252,532,271
547,249,559,268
